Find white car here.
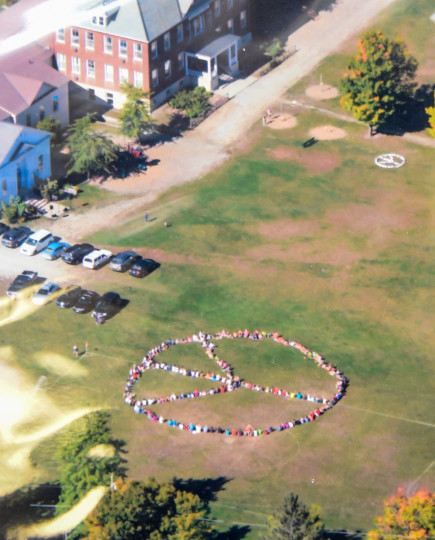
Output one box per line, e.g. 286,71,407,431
20,229,53,255
82,249,112,269
32,283,60,305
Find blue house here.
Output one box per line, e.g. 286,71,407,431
0,123,52,203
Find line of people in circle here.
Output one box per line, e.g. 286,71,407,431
123,330,349,437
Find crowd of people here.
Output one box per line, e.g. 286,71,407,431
123,330,349,437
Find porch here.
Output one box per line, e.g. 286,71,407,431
186,34,240,92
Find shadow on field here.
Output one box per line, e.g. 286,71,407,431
173,475,231,502
324,531,365,540
216,524,251,539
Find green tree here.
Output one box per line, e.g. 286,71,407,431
36,116,62,145
82,477,215,540
0,195,28,224
368,488,435,540
39,178,60,202
55,412,126,538
425,91,435,138
119,83,152,142
169,87,212,119
262,492,324,540
67,115,117,178
340,30,418,135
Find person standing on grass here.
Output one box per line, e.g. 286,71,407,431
73,344,79,358
144,212,149,222
267,108,272,122
262,115,267,126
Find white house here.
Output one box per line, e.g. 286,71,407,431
0,123,52,203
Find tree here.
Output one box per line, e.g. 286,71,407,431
67,115,117,178
82,477,216,539
39,178,60,202
169,87,212,119
262,492,324,540
119,83,152,142
55,412,127,538
0,195,28,224
368,487,435,540
36,116,62,145
340,30,418,135
425,91,435,138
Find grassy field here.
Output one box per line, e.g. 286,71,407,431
1,0,435,537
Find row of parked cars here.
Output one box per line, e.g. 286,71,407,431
6,270,123,322
0,223,160,277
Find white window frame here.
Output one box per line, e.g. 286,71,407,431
119,39,128,57
104,36,113,54
71,56,81,74
119,67,129,84
56,28,65,43
56,53,66,71
104,64,114,82
71,28,80,46
177,23,183,42
227,0,233,9
214,0,220,17
193,15,204,36
86,31,94,50
163,32,170,51
133,43,143,60
86,59,95,78
151,68,158,88
164,59,171,78
133,70,143,88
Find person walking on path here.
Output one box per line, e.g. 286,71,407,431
262,115,267,126
144,212,149,222
73,344,79,358
267,108,272,122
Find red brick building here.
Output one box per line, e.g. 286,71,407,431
52,0,251,109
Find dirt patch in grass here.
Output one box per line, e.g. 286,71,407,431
268,146,341,174
258,220,321,239
306,84,339,100
267,113,298,130
309,125,347,140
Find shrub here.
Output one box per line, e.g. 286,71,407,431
169,87,212,118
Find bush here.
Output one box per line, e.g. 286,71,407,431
36,117,62,145
169,87,212,118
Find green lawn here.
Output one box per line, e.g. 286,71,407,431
2,0,435,537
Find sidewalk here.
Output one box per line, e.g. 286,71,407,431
49,0,399,240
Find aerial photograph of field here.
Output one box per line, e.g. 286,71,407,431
0,0,434,538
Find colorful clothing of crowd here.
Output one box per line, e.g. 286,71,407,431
123,330,349,437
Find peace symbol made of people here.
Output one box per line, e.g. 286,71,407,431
374,153,406,168
124,330,349,437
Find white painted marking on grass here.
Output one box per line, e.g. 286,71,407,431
343,405,435,428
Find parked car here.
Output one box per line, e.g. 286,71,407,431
1,226,31,248
6,270,39,298
62,243,94,265
32,282,60,305
92,291,122,321
73,290,100,313
82,249,112,269
0,222,10,236
129,258,160,278
110,251,140,272
20,229,54,256
56,287,83,308
41,241,70,260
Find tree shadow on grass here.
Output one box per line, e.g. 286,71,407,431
378,84,435,135
173,476,231,503
324,530,365,540
215,524,251,539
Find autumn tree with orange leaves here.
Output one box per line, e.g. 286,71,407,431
368,488,435,540
340,31,418,135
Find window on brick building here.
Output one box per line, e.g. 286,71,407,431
106,92,114,105
56,28,65,42
163,32,170,51
104,36,113,54
119,67,129,84
214,0,220,17
178,52,184,70
193,15,204,36
151,40,157,59
133,43,142,60
86,59,95,77
56,53,66,71
227,0,233,10
86,32,94,50
71,29,80,46
72,56,81,74
105,64,114,82
227,18,233,33
133,70,143,88
119,39,128,57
